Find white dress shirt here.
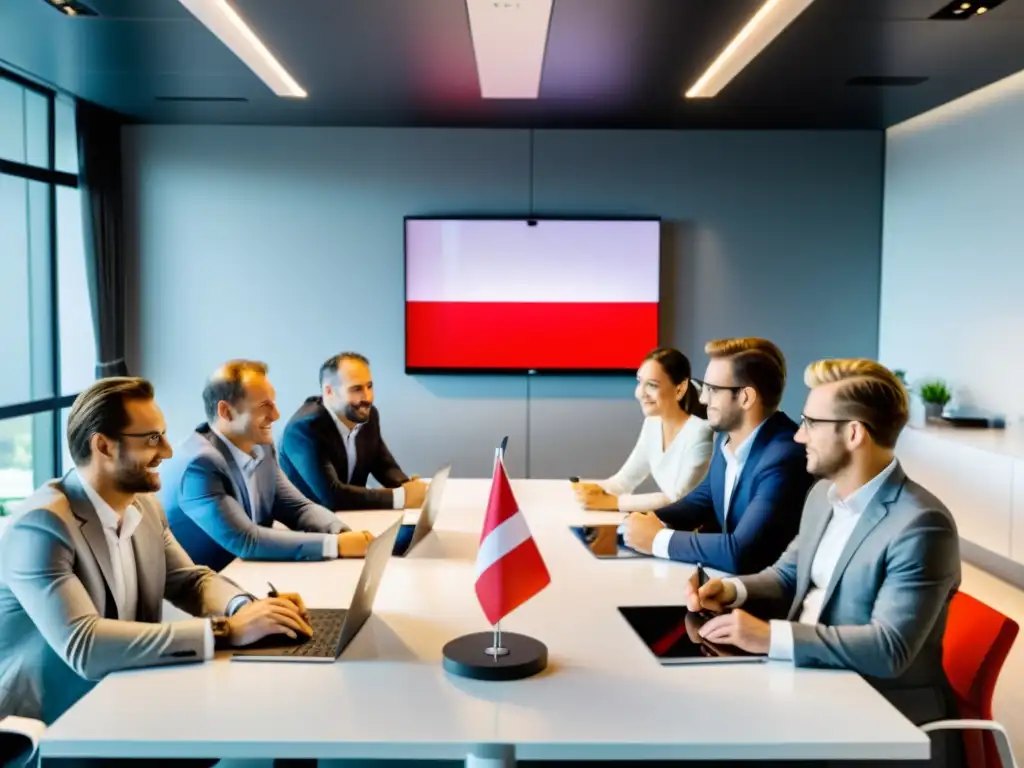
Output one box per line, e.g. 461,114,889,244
211,428,338,559
727,458,900,660
77,472,218,660
651,419,767,559
325,406,405,509
599,415,713,513
78,472,142,621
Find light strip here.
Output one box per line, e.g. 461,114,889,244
466,0,553,99
177,0,307,98
685,0,817,99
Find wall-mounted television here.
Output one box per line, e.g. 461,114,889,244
404,217,660,374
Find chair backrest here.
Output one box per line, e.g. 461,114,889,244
943,590,1020,768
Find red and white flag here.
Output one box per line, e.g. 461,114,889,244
474,458,551,626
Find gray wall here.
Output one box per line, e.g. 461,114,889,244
881,69,1024,425
122,126,883,480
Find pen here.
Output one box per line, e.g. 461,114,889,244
696,563,707,588
267,581,279,598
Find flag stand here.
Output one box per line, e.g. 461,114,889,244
443,436,548,681
441,628,547,681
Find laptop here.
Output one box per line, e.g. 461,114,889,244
570,524,649,559
392,464,451,557
618,605,766,665
231,517,402,663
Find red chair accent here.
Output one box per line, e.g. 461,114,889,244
941,590,1020,768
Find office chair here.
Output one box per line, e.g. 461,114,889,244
923,591,1020,768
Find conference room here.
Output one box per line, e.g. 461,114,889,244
2,0,1024,766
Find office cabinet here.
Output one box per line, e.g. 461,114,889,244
897,428,1014,558
1013,461,1024,566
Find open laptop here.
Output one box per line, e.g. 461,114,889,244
231,517,402,663
570,524,649,559
392,464,451,557
618,605,766,665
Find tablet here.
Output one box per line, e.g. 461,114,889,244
617,605,767,665
570,524,648,559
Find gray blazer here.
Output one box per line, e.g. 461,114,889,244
739,462,961,726
159,425,348,571
0,472,247,724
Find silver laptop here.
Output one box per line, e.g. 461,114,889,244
230,517,401,663
392,464,451,557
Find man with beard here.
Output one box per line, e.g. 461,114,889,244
160,360,374,571
279,352,427,510
622,337,813,574
687,359,963,768
0,377,312,734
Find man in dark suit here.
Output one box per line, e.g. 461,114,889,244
279,352,427,511
623,338,813,574
159,360,374,571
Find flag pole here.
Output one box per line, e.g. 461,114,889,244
487,620,509,658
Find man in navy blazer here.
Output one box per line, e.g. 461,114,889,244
279,352,427,511
624,338,813,574
159,360,375,571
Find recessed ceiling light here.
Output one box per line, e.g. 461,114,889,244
466,0,554,99
684,0,818,99
931,0,1005,18
177,0,306,98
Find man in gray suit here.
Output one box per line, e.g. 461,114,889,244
160,359,375,571
0,377,312,729
689,359,962,768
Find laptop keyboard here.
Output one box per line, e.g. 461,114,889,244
239,607,348,657
277,608,349,657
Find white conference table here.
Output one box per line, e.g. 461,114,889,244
41,479,929,765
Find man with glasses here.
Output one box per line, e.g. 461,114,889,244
687,359,963,768
0,377,311,740
623,337,813,574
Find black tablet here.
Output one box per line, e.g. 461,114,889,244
570,524,648,559
618,605,767,665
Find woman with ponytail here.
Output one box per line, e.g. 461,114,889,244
574,348,713,512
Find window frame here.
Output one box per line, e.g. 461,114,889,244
0,65,84,482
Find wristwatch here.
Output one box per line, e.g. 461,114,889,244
210,617,233,649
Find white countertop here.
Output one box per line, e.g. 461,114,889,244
905,422,1024,460
41,479,928,763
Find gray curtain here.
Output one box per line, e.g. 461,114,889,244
76,100,128,379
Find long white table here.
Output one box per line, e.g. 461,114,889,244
41,479,929,764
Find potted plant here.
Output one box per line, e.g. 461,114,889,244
917,379,952,421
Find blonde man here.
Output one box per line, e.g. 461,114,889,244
624,337,813,574
689,359,963,768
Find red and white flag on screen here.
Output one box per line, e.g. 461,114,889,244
474,457,551,626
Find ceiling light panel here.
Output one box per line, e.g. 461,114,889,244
177,0,307,98
466,0,554,99
685,0,817,99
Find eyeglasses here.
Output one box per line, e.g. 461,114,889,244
694,379,746,398
119,431,167,448
799,415,851,431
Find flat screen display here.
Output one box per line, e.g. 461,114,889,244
404,217,660,373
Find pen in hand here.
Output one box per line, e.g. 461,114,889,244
695,563,714,619
267,581,279,598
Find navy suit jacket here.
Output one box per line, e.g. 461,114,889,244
654,411,813,574
159,424,347,571
279,398,409,510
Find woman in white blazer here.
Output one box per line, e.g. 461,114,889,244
574,348,713,513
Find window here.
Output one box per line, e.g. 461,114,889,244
0,413,56,516
0,69,89,513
